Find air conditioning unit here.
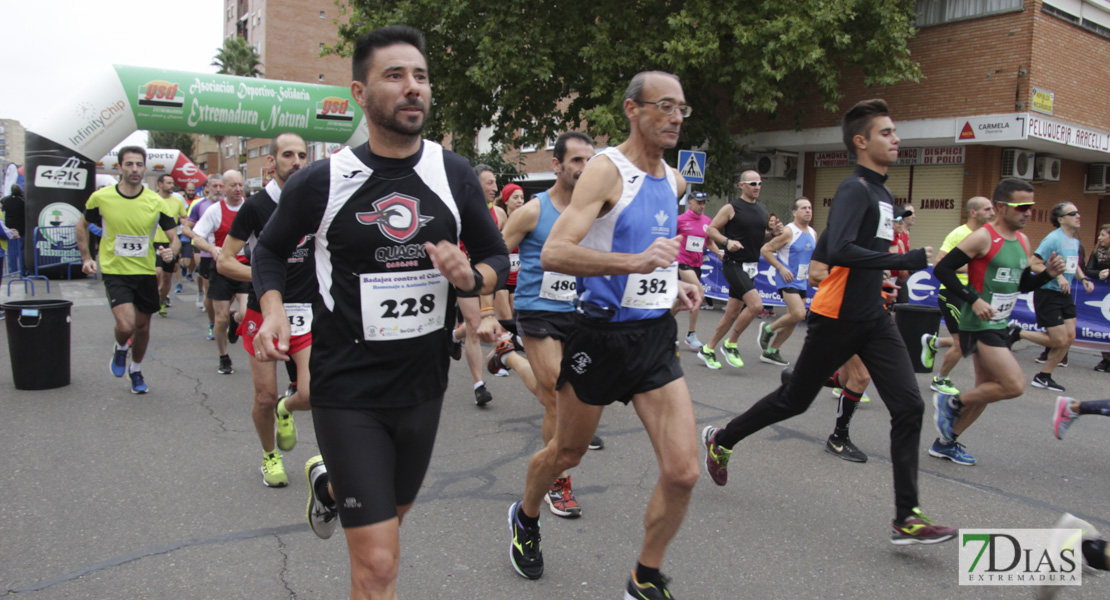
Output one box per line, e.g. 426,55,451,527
1001,148,1035,180
1086,163,1110,193
756,153,795,178
1034,156,1061,181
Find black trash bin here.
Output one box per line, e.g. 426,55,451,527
893,303,942,374
2,299,73,390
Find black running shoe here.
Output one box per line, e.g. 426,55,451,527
822,370,840,388
625,571,674,600
825,435,868,463
507,502,543,579
588,435,605,450
475,384,493,407
1031,373,1064,392
1095,359,1110,372
1005,324,1022,349
218,355,234,375
1035,347,1049,364
227,310,240,344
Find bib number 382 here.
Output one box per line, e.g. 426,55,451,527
622,264,678,309
360,269,448,340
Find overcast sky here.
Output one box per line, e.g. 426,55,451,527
0,0,224,148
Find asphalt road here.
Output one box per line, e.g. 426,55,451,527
1,278,1107,599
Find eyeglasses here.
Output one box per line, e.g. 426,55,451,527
1063,211,1080,217
741,181,762,186
1004,203,1034,212
634,99,692,118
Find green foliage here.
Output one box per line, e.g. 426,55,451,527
212,37,263,78
329,0,921,195
469,145,524,190
147,131,196,162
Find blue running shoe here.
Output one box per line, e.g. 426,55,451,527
110,345,129,377
932,392,960,443
129,371,149,394
928,438,976,465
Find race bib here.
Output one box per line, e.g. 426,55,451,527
359,269,448,341
622,264,678,309
509,253,521,273
539,271,577,302
685,235,705,253
797,264,810,281
743,262,758,278
284,303,312,337
990,292,1019,322
114,234,149,258
876,202,894,241
1065,255,1078,274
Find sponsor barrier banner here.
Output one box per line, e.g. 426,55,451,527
700,254,1110,348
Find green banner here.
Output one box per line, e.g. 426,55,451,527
114,65,365,143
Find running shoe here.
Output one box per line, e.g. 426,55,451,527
758,321,774,351
721,341,744,368
451,338,463,361
701,425,732,486
486,338,516,375
507,501,544,579
175,282,183,293
825,435,867,463
929,376,959,395
164,295,172,307
928,438,977,466
698,347,722,370
588,435,605,450
129,370,148,394
196,291,204,308
1035,513,1101,600
261,452,289,488
474,383,493,407
890,508,956,545
684,332,703,350
822,370,841,388
760,348,789,366
932,391,960,442
625,571,674,600
1060,353,1069,367
305,456,337,539
1052,396,1078,440
158,303,168,318
830,387,870,402
110,345,129,377
227,311,240,343
1036,348,1049,364
206,323,215,340
1095,358,1110,372
284,383,297,400
920,333,938,369
218,355,234,375
1031,373,1065,392
275,395,297,451
1005,324,1022,349
544,476,582,518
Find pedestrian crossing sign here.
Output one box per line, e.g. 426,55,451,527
678,150,706,183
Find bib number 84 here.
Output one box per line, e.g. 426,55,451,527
381,294,436,319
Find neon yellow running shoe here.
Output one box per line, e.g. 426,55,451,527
261,451,288,488
721,341,744,368
274,395,297,451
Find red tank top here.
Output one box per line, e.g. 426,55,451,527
215,200,248,263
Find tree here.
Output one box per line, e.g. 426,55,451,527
148,131,195,162
211,36,263,77
329,0,921,195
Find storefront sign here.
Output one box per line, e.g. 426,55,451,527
1027,115,1110,153
1031,87,1054,115
813,147,964,168
955,114,1028,143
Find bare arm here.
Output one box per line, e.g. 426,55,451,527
707,204,737,250
500,199,539,252
216,236,252,282
76,216,97,274
761,228,794,283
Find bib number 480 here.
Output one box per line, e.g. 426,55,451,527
380,294,437,319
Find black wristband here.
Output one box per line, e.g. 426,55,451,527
457,266,484,297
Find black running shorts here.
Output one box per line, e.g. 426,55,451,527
312,397,443,528
197,256,214,279
207,268,251,301
103,274,160,314
959,328,1010,356
517,309,577,341
678,263,702,280
936,289,962,336
778,287,807,300
1033,289,1076,329
556,314,683,406
722,260,757,300
154,242,179,272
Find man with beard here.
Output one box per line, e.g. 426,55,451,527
184,174,223,336
250,26,507,599
931,179,1066,465
217,133,313,488
76,146,179,394
152,174,189,317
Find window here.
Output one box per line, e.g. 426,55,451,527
914,0,1023,27
225,145,234,158
248,148,259,158
318,74,325,81
319,10,325,18
519,127,537,153
259,145,270,157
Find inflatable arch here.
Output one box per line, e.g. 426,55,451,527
20,65,368,272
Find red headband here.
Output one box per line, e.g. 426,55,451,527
501,184,523,203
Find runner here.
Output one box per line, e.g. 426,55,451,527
701,99,956,544
1053,395,1110,440
152,174,189,317
698,170,771,369
218,132,312,488
757,197,816,365
507,71,702,600
1035,513,1109,600
75,146,179,394
676,191,720,350
1085,224,1110,372
191,170,251,375
250,26,508,599
184,174,222,338
499,130,601,518
930,178,1065,465
922,196,994,396
178,181,198,285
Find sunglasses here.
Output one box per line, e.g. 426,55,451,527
1063,211,1080,217
1003,203,1034,212
741,181,762,186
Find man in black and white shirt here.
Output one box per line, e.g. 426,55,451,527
251,25,508,599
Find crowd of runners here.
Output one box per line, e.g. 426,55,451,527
60,24,1110,600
